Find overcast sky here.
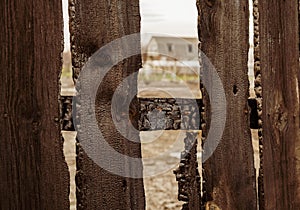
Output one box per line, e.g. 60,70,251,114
63,0,198,51
140,0,198,37
62,0,70,51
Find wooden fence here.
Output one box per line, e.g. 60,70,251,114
1,0,299,210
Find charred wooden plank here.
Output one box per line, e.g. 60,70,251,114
69,0,145,209
61,96,259,131
174,132,201,210
61,97,202,131
61,96,75,131
139,98,202,131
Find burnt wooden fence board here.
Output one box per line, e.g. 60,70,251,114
259,1,300,209
197,0,257,209
69,0,145,209
0,1,69,209
61,97,258,132
174,132,201,210
61,96,74,131
61,97,203,131
139,98,202,131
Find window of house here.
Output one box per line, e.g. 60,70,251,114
167,43,174,52
188,44,193,53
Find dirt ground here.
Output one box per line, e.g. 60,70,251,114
62,132,76,210
63,130,259,210
141,130,192,210
62,130,187,210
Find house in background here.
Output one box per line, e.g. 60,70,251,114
142,36,200,77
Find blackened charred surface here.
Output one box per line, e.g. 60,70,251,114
0,1,69,209
174,132,201,210
61,97,203,131
198,0,257,209
248,98,259,129
139,98,202,131
61,96,75,131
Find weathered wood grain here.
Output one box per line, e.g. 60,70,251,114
197,0,257,209
259,1,300,209
0,1,69,209
69,0,145,209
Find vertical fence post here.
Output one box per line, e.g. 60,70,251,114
0,1,69,209
197,0,257,209
69,0,145,209
259,1,300,209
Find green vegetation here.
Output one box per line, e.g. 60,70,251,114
61,67,72,78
